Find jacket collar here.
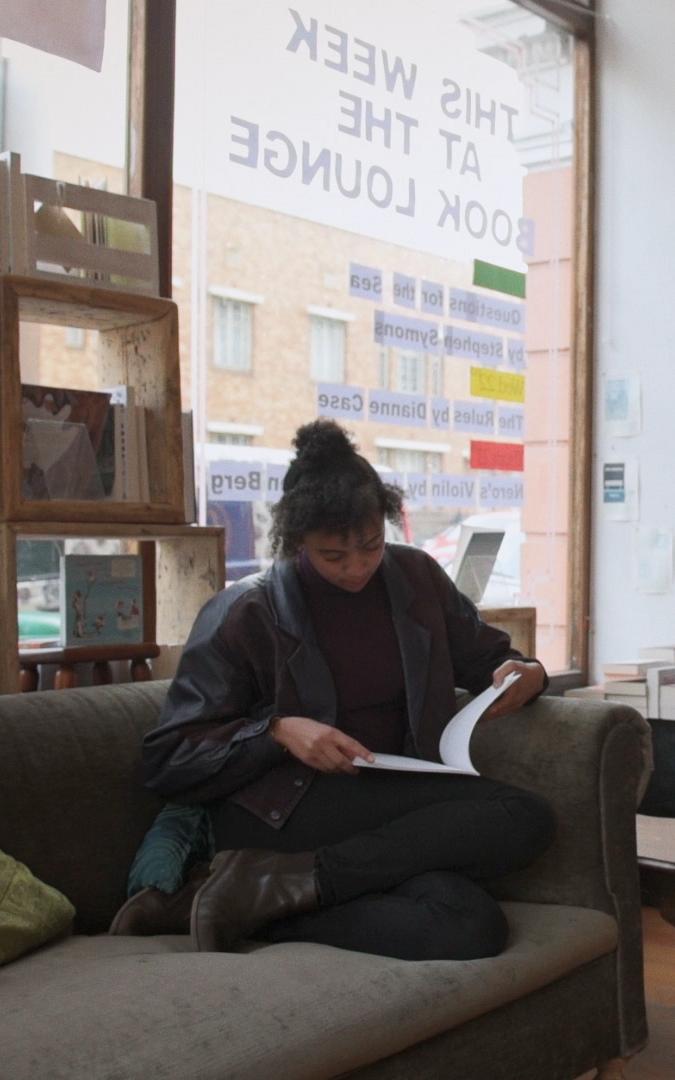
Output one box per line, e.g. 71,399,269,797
269,559,337,722
268,548,431,745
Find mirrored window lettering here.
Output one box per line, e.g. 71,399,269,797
165,0,577,672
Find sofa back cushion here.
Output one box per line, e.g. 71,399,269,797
0,682,167,932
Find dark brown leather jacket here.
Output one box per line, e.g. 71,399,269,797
142,544,531,828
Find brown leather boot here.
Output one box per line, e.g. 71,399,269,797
190,849,319,952
109,863,210,935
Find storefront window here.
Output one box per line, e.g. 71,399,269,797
173,0,576,671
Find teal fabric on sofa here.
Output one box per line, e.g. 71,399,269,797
126,802,214,896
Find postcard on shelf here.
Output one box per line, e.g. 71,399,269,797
22,418,105,500
353,671,521,775
22,384,115,499
59,554,144,647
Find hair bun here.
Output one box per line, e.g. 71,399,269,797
292,419,356,466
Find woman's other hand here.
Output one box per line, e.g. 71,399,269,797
270,715,375,774
483,660,547,720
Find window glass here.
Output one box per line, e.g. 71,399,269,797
1,3,128,193
173,0,577,672
310,315,346,382
213,298,253,371
208,430,254,446
395,353,427,395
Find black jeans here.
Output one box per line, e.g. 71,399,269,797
212,770,555,961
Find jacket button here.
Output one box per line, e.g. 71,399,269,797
294,778,304,788
269,810,281,821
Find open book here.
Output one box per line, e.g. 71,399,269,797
352,671,522,775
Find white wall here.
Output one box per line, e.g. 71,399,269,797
592,0,675,675
0,0,127,174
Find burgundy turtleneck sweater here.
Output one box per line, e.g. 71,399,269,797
296,551,407,754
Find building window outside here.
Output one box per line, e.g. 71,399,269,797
378,349,390,390
378,447,443,474
206,421,263,446
213,298,253,372
208,432,253,446
430,356,444,398
395,352,427,395
310,315,345,383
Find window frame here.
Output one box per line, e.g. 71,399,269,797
395,352,427,396
308,310,349,384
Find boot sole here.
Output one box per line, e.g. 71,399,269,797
108,887,155,935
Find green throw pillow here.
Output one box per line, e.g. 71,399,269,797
0,850,75,965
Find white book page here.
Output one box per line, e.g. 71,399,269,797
353,671,522,775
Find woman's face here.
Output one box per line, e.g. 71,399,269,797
301,517,386,592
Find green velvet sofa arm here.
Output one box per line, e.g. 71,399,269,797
470,695,651,910
470,694,651,1057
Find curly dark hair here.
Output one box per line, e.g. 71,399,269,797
270,419,404,557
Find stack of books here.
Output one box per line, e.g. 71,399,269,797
600,659,663,716
565,648,675,719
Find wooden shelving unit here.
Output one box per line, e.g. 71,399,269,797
0,274,184,524
0,273,226,694
479,605,536,657
2,521,225,695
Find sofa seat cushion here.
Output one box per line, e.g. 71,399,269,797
0,902,617,1080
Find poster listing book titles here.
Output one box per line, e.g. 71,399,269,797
311,263,527,505
60,555,144,648
207,261,527,512
208,457,524,513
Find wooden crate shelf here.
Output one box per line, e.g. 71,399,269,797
0,274,184,524
479,605,536,657
2,521,225,695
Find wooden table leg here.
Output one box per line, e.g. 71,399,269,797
130,657,152,682
54,663,77,690
20,665,39,692
92,660,113,685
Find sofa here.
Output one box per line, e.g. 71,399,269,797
0,679,651,1080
